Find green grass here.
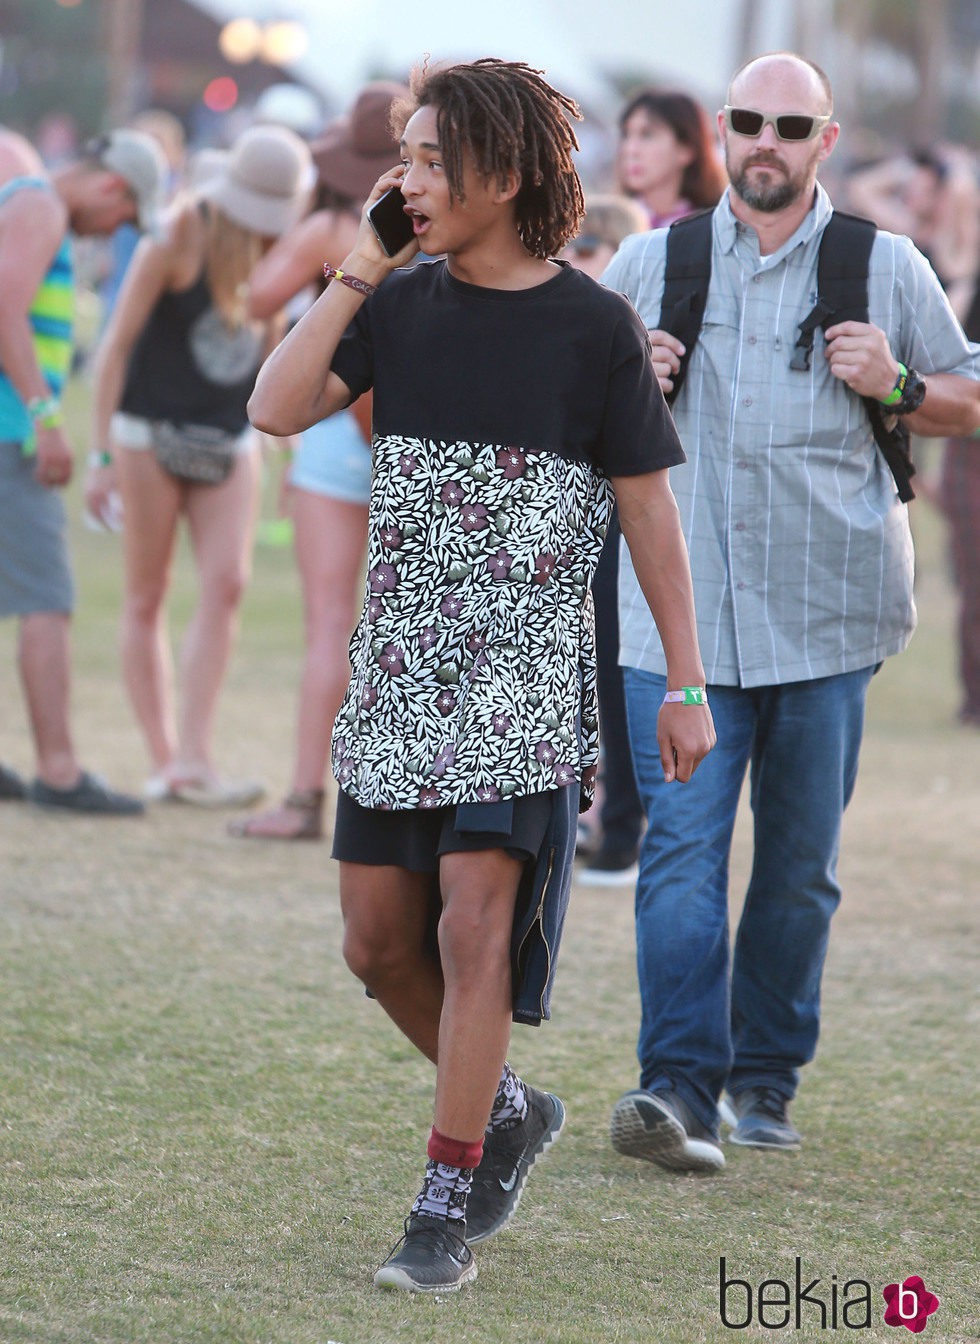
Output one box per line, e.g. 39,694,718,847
0,400,977,1342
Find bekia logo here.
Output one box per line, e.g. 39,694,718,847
882,1277,940,1333
719,1259,941,1332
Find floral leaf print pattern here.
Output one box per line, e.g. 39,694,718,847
333,434,613,811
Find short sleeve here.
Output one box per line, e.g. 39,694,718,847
330,299,375,401
594,304,686,477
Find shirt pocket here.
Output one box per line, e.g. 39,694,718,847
695,295,742,390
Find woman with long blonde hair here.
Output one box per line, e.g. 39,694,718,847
85,124,312,804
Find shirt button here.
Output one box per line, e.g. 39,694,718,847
734,521,746,532
743,397,753,407
736,460,748,469
748,335,757,345
737,581,746,590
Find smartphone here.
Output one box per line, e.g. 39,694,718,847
368,187,416,257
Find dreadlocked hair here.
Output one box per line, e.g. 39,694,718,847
394,57,585,259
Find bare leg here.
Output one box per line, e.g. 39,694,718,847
117,449,182,774
292,489,367,788
176,448,260,778
340,860,445,1061
340,848,524,1142
18,611,79,787
235,487,367,837
434,849,523,1141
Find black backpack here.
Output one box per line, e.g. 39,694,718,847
659,208,916,502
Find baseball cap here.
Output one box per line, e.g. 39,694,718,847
200,124,313,237
93,128,168,235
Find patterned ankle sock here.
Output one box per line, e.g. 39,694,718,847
487,1061,528,1132
411,1158,475,1224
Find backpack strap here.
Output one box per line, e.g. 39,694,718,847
659,209,714,407
794,210,916,502
659,206,916,502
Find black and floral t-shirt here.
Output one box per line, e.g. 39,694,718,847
329,259,684,811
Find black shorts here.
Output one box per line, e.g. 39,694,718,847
332,789,557,873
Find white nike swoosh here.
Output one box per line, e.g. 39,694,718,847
497,1146,528,1192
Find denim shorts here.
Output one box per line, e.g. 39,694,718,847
332,788,556,872
288,410,371,505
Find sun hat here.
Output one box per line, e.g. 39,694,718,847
95,128,168,235
185,146,230,193
311,81,410,204
200,124,313,237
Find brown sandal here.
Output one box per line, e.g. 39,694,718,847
227,788,324,840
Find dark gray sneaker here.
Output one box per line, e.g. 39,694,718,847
0,762,27,800
610,1087,725,1172
466,1087,566,1245
27,771,145,816
720,1086,802,1150
373,1215,476,1293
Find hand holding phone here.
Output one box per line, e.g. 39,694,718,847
367,187,416,258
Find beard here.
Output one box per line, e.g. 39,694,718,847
727,149,814,212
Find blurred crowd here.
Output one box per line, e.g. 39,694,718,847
2,68,978,848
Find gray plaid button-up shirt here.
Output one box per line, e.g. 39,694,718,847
603,185,980,687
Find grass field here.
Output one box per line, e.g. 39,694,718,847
1,406,977,1343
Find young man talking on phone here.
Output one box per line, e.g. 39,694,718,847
249,57,714,1293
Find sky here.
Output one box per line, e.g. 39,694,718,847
196,0,798,117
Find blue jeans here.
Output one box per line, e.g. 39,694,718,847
623,664,876,1128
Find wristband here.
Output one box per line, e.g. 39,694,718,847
323,264,376,298
88,450,113,469
879,363,907,407
26,393,63,429
662,686,708,706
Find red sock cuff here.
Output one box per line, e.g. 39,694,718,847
427,1126,484,1170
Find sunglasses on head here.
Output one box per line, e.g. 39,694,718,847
723,106,831,142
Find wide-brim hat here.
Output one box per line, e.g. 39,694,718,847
311,81,410,205
200,124,313,237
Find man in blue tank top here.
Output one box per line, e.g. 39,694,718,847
0,124,164,813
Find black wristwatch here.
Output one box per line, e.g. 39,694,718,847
891,366,926,416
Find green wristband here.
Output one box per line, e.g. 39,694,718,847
26,393,63,430
662,686,708,705
880,364,907,407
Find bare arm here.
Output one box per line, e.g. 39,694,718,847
248,167,418,437
903,372,980,438
611,469,715,782
84,222,183,518
247,209,358,321
0,188,74,485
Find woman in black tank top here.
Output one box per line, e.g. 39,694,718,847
84,124,312,806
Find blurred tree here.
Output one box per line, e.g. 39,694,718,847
103,0,145,128
0,0,106,138
833,0,979,147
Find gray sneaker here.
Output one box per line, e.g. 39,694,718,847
611,1087,725,1172
373,1215,476,1293
720,1086,802,1149
466,1087,566,1244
